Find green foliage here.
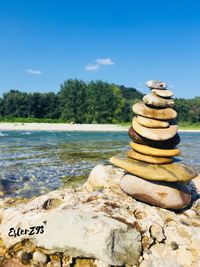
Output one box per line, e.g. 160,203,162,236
0,79,199,125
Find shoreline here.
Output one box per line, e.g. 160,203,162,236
0,122,200,132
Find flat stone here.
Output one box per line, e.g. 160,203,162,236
137,115,169,128
130,142,180,157
132,117,178,141
109,155,197,182
127,150,172,164
128,127,181,149
132,102,177,120
120,174,191,210
152,89,173,98
143,93,174,108
146,80,167,89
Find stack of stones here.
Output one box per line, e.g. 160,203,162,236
110,80,198,210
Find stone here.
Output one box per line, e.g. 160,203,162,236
109,155,197,182
129,142,180,157
143,93,174,108
119,174,191,210
127,150,173,164
146,80,167,89
0,209,141,266
86,164,125,192
132,102,177,120
33,251,48,264
137,115,169,128
132,117,178,141
0,171,200,267
128,127,181,149
192,174,200,192
152,89,173,98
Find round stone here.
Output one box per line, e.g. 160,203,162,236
128,127,181,149
132,102,177,120
129,142,180,157
152,89,173,98
127,150,173,164
132,117,178,141
146,80,167,89
33,251,48,264
143,93,174,108
109,155,197,182
137,115,169,128
119,174,191,210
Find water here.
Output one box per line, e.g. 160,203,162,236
0,131,199,198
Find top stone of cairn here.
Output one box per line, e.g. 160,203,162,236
146,80,167,90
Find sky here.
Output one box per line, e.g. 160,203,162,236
0,0,200,98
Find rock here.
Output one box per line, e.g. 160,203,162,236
132,102,177,120
143,93,174,108
86,164,125,192
129,142,180,158
192,174,200,192
0,167,200,267
119,174,191,210
137,115,169,128
152,89,173,98
128,127,181,149
127,150,173,164
132,117,178,141
1,259,26,267
109,155,197,182
0,207,141,266
33,251,48,264
146,80,167,89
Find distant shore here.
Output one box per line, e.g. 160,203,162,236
0,122,200,132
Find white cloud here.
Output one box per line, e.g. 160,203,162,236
96,58,114,65
25,69,42,75
85,64,100,71
85,58,114,71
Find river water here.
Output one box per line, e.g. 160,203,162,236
0,131,199,198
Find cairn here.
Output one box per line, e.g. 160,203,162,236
110,80,198,210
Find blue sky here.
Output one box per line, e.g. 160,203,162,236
0,0,200,98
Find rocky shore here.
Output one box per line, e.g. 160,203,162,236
0,164,200,267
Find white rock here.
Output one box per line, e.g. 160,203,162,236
146,80,167,89
33,251,48,264
86,164,125,191
0,209,141,266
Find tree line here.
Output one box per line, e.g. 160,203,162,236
0,79,199,124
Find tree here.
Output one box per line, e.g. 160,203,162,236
59,79,88,123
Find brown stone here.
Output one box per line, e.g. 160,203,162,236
127,150,172,164
132,117,178,141
143,92,174,108
132,102,177,120
152,89,173,98
128,127,181,149
129,142,180,157
109,155,197,182
137,115,169,128
120,174,191,210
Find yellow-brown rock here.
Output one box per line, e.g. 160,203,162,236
127,149,173,164
137,115,169,128
152,89,173,98
109,155,197,182
127,150,173,164
130,142,180,157
143,92,174,108
132,117,178,141
132,102,177,120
